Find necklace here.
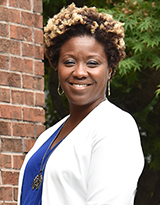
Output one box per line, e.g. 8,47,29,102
31,98,106,190
101,97,107,102
31,122,65,190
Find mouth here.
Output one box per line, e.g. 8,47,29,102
69,82,92,87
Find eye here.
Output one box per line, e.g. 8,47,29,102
63,60,75,66
86,60,100,68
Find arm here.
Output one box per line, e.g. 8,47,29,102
86,115,144,205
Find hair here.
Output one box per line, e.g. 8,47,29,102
44,3,125,79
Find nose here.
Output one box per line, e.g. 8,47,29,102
72,63,88,79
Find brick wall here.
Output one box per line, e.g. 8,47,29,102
0,0,45,204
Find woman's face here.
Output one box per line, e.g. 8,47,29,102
58,35,112,108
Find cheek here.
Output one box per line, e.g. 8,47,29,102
57,67,67,81
94,69,109,83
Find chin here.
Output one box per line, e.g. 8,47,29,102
68,96,102,108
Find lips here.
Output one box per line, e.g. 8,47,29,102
69,82,92,87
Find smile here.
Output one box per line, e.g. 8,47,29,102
69,82,92,88
72,84,88,87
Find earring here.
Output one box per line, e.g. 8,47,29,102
108,80,111,96
57,82,64,96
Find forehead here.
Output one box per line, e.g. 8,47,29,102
60,35,107,58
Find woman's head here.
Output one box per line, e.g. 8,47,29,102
57,35,111,107
44,3,125,79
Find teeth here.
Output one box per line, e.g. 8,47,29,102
73,84,87,87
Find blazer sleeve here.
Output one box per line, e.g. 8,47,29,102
86,113,144,205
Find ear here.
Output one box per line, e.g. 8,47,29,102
108,67,112,79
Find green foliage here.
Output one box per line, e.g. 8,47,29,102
118,57,141,75
43,0,66,25
156,85,160,97
102,0,160,77
102,0,160,170
43,0,160,171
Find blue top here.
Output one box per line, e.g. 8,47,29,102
20,124,64,205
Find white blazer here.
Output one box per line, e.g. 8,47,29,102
18,100,144,205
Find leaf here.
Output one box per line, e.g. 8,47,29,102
137,17,153,32
124,17,137,31
155,85,160,97
140,34,160,48
132,41,145,54
152,57,160,70
118,57,141,76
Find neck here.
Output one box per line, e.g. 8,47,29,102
59,97,106,139
68,97,106,125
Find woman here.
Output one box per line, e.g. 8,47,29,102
18,3,144,205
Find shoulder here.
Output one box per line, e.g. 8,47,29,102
92,100,137,130
85,100,141,149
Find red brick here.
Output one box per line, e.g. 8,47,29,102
14,187,18,201
0,104,22,120
36,124,45,137
0,71,21,87
24,91,34,105
34,14,43,28
9,8,20,24
21,11,43,28
1,170,19,185
0,87,10,102
33,0,43,13
23,74,44,90
10,25,32,42
11,57,22,72
12,90,34,105
0,39,10,53
11,57,33,73
23,107,45,122
0,39,20,55
0,154,11,168
13,122,34,137
22,58,33,73
9,0,19,7
35,92,45,107
0,55,9,70
0,23,8,37
13,155,25,170
34,61,44,76
34,29,43,44
0,7,20,23
0,7,8,21
1,138,23,152
0,121,11,135
0,186,12,201
10,40,21,55
24,138,36,152
22,43,34,58
21,11,32,27
35,45,44,60
25,91,34,105
12,90,24,104
19,0,31,10
0,0,7,5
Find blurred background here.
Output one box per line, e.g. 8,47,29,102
43,0,160,204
